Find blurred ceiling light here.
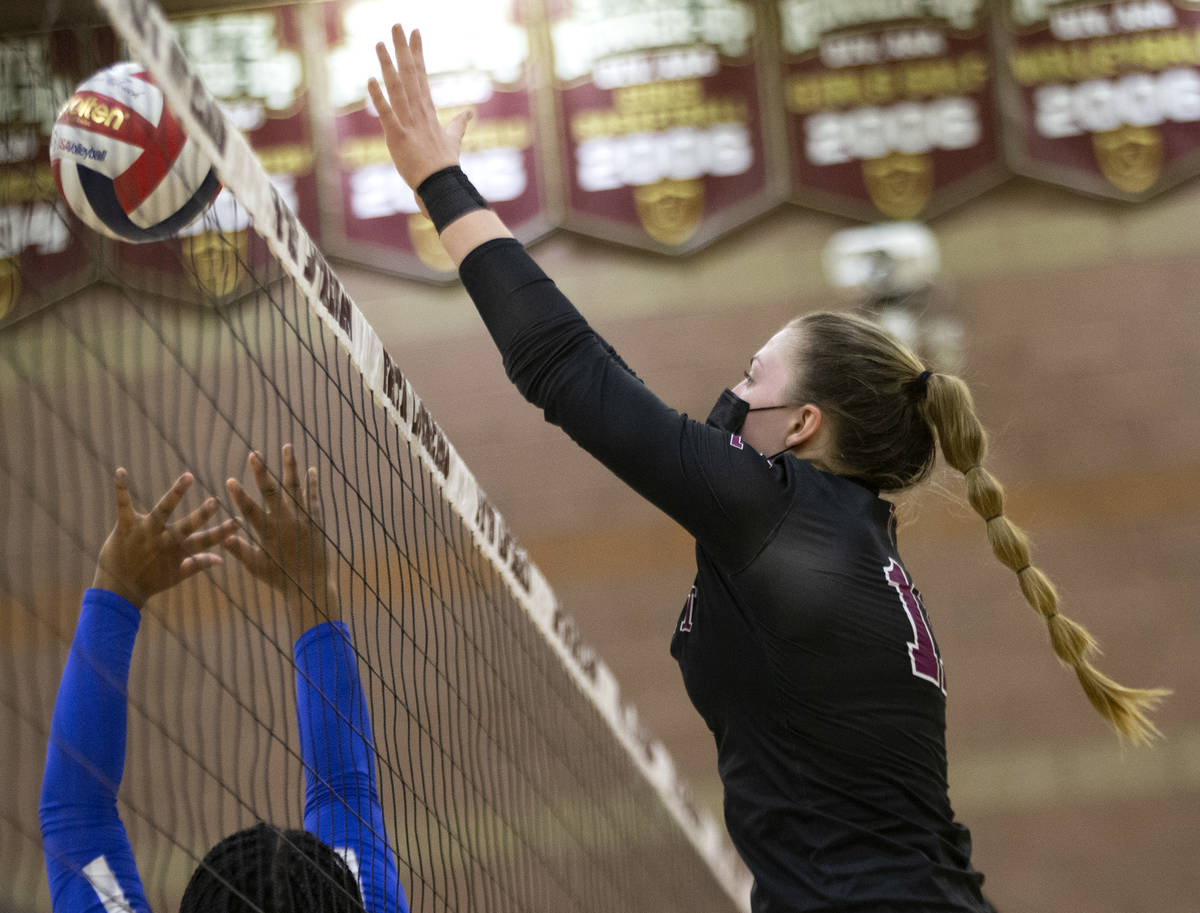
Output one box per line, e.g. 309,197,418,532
823,221,964,372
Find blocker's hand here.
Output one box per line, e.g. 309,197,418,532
224,445,337,631
368,24,472,193
92,469,237,609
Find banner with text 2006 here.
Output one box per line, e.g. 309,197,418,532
779,0,1006,222
997,0,1200,200
547,0,785,253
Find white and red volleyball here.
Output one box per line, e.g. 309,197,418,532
50,63,220,244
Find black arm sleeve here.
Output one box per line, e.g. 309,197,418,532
459,238,791,570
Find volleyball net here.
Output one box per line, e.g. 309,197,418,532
0,2,751,911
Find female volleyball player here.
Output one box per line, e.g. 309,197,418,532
39,446,408,913
369,26,1167,912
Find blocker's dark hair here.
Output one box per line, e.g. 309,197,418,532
784,310,1168,744
179,823,365,913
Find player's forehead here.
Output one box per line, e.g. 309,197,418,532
750,327,799,370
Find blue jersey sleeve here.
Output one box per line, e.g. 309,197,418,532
294,622,408,913
39,588,151,913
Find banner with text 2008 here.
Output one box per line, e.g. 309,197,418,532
547,0,785,253
779,0,1006,222
997,0,1200,200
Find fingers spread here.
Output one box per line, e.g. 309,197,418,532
221,534,262,569
184,517,241,552
150,472,194,529
227,477,267,532
375,40,409,120
176,496,220,537
249,451,282,509
391,24,422,109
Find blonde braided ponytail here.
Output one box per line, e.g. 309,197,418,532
924,372,1169,744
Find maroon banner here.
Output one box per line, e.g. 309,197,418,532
547,0,783,253
320,0,552,281
998,0,1200,200
0,30,107,330
112,5,322,306
779,0,1005,221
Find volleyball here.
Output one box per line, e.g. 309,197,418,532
50,62,220,244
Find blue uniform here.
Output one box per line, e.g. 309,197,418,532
458,238,992,912
39,588,408,913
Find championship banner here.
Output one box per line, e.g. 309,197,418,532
320,0,552,281
112,4,321,306
546,0,784,253
0,30,105,331
779,0,1005,221
997,0,1200,200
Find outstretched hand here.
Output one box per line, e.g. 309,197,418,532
224,445,337,632
367,24,472,193
92,469,238,609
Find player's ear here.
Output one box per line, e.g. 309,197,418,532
784,404,822,450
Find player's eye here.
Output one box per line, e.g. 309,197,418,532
742,370,753,384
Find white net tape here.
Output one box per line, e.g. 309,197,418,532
95,0,752,905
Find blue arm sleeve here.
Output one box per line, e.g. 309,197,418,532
39,588,151,913
295,622,407,913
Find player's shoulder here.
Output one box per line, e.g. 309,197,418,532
774,457,893,529
772,454,872,497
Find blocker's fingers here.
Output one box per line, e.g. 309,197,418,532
305,466,324,524
391,23,410,71
114,467,135,528
409,29,435,110
184,517,241,552
282,444,301,498
176,496,220,537
150,472,194,529
221,533,264,569
375,41,409,118
179,553,222,580
367,76,391,120
226,478,267,531
392,24,423,97
248,451,282,507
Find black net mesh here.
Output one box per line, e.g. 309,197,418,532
0,13,743,913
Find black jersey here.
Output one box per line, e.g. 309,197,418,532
459,238,991,912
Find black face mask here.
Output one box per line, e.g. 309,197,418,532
705,388,751,434
705,389,794,462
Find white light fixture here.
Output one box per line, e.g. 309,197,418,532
822,221,940,298
822,222,964,372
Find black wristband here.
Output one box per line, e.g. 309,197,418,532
416,165,489,234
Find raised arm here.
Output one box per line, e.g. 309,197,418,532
366,26,508,267
369,27,792,569
293,621,404,913
40,470,235,913
224,446,407,913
